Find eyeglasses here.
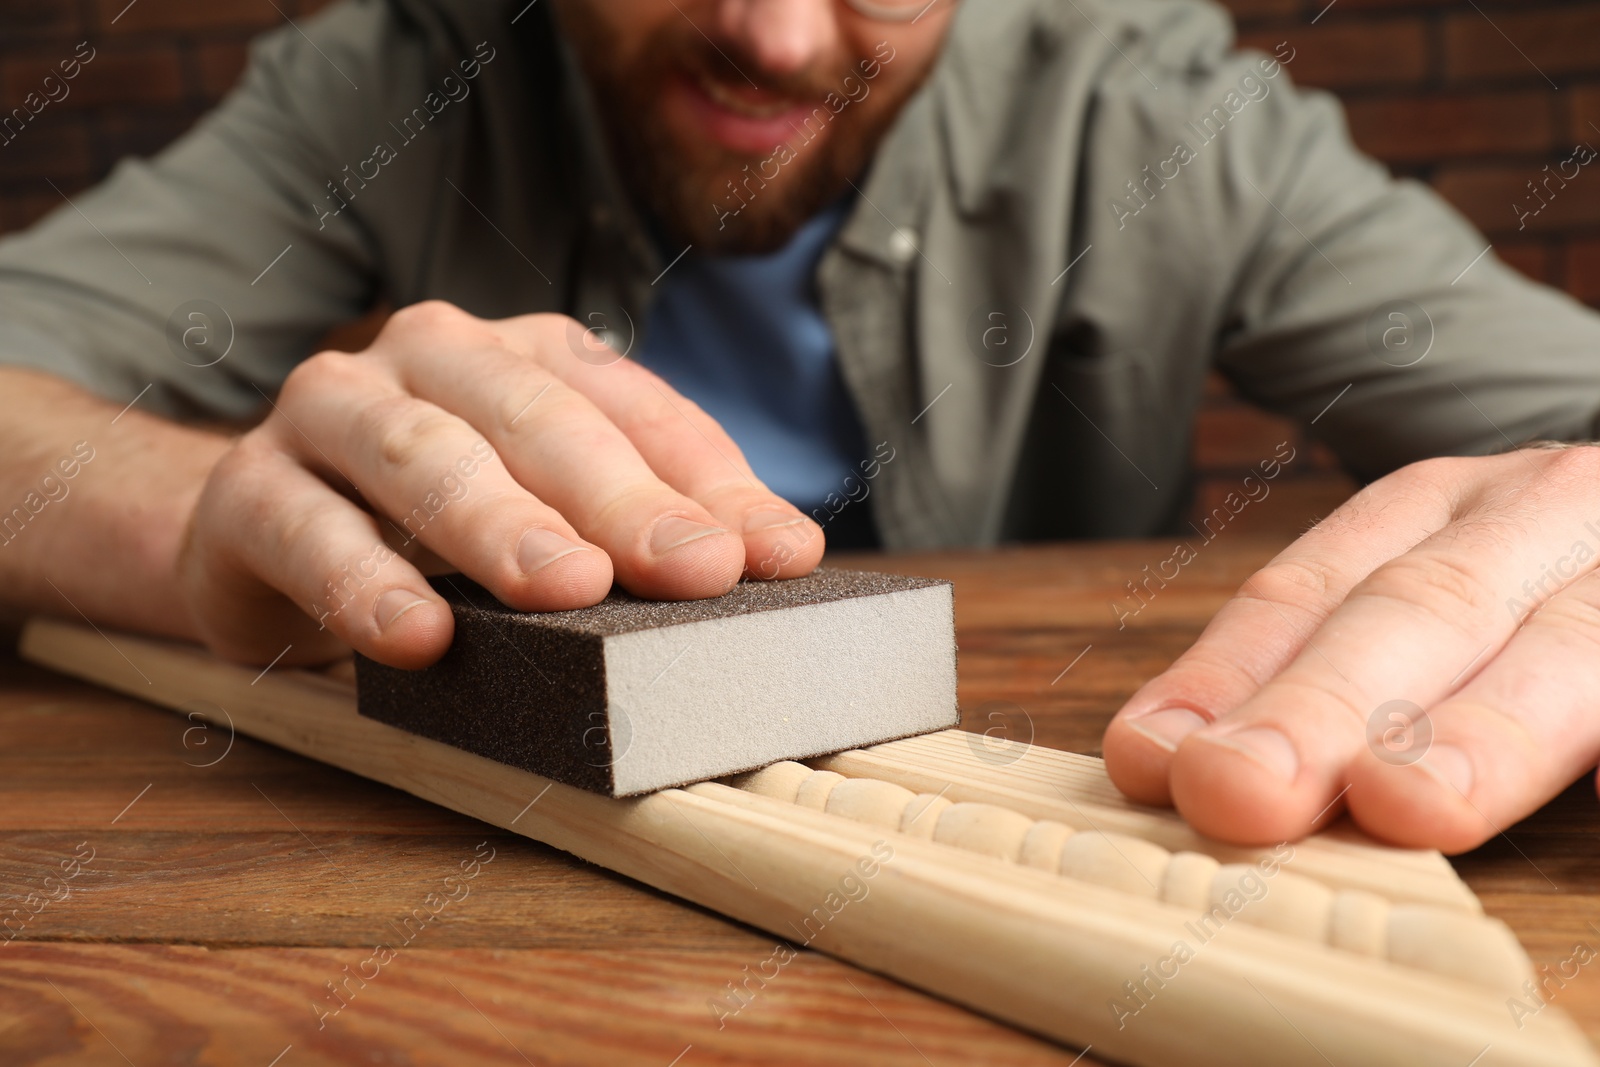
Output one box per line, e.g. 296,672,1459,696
842,0,947,23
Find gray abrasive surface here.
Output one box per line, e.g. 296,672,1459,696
354,568,959,796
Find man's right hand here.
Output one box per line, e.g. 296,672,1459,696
178,301,824,669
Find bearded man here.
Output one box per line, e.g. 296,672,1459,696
3,0,1600,853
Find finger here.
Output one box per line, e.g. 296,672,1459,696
1103,463,1455,805
187,441,452,669
1167,450,1600,844
375,305,746,600
1347,567,1600,852
269,351,613,613
489,314,825,579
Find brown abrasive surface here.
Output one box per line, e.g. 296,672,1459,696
356,574,614,792
355,569,953,795
499,567,947,636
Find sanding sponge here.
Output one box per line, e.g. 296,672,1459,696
354,568,958,796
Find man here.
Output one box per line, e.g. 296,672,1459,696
1,0,1598,856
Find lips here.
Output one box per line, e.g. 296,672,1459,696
666,69,825,155
696,71,796,117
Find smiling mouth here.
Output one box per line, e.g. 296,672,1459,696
694,70,809,119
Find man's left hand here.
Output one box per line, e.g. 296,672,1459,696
1102,445,1600,853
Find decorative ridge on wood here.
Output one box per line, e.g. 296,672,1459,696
732,761,1528,991
16,617,1598,1067
817,734,1479,913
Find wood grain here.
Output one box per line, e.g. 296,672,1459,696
31,614,1585,1065
1,943,1073,1066
1,538,1597,1064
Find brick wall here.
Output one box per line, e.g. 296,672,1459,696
1208,0,1600,534
1,0,1597,539
0,0,339,230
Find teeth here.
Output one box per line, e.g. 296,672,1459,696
698,74,795,119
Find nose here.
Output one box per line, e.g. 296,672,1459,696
713,0,839,80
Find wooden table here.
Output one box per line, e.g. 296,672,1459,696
2,538,1595,1065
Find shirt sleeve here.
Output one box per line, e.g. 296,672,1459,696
0,0,432,420
1195,41,1600,480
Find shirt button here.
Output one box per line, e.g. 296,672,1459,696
888,229,919,264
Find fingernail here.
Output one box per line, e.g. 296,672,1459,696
1127,707,1207,752
1209,727,1300,782
743,508,807,535
650,516,727,555
1421,743,1474,797
518,527,587,574
375,589,430,631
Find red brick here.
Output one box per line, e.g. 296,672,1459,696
1241,20,1428,91
1445,8,1600,83
1343,92,1556,163
1213,0,1300,21
1433,161,1600,236
195,41,250,99
93,0,277,34
0,117,91,183
1574,86,1600,144
0,191,63,234
92,110,202,173
0,2,81,35
1322,0,1453,7
1568,238,1600,307
2,46,184,111
1491,239,1554,284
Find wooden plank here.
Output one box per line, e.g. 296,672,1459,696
0,943,1076,1067
0,830,750,950
17,617,1598,1067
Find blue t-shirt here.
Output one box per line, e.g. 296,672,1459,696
636,202,875,544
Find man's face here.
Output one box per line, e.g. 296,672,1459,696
553,0,957,255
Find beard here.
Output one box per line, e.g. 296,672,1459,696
554,6,929,255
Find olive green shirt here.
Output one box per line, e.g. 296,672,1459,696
2,0,1598,547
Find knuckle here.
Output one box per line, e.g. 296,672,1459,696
387,299,473,337
590,484,681,537
1239,558,1335,610
1529,569,1600,636
1354,551,1498,630
537,312,584,340
1432,698,1540,765
348,394,412,449
1538,443,1600,488
1397,454,1469,487
626,403,699,442
624,389,739,453
200,438,277,519
277,349,349,408
701,484,785,515
1537,593,1600,643
207,438,260,487
1271,676,1373,730
1383,455,1475,511
272,499,341,563
511,386,612,451
1152,655,1261,710
489,313,584,366
494,373,567,434
365,401,461,474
